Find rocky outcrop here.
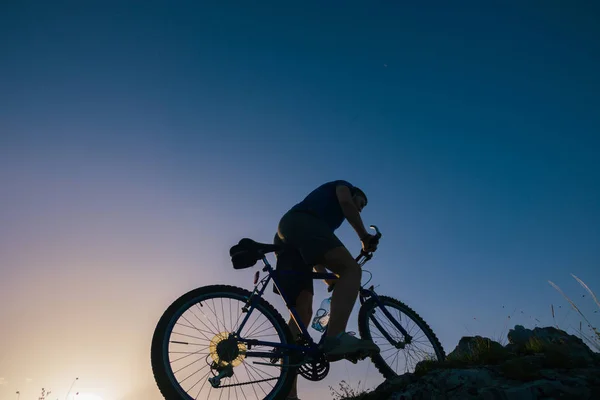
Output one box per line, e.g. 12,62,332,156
347,325,600,400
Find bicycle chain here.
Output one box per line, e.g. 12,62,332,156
214,376,278,388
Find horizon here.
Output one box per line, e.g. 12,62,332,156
1,1,599,399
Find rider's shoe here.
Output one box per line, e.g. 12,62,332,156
321,332,380,362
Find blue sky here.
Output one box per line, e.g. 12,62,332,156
1,1,599,399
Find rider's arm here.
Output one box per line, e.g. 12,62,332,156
336,185,369,240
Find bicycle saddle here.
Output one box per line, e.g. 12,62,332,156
229,238,281,269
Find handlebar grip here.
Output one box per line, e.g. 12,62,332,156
355,225,381,263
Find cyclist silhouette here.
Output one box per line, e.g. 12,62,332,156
272,180,380,400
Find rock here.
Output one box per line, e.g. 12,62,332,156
479,387,508,400
522,378,591,399
440,368,494,388
497,355,544,381
502,386,535,400
504,386,536,400
446,336,509,365
507,325,533,347
506,325,597,367
348,325,600,400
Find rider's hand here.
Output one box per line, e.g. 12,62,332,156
361,234,379,253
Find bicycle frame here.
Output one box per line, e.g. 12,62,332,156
232,255,331,360
232,250,412,363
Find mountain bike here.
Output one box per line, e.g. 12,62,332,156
151,225,445,400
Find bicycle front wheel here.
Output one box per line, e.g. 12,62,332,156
151,284,296,400
358,295,445,379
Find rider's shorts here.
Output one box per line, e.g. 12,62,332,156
271,210,344,305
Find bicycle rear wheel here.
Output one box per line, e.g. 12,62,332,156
151,284,296,400
358,295,445,379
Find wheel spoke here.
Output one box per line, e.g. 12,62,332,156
153,286,295,400
359,296,445,378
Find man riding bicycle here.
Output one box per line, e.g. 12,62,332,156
272,180,380,400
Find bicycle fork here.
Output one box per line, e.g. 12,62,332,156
360,287,413,349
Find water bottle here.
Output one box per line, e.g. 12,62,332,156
311,297,332,332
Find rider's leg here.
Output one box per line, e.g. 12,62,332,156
320,246,361,337
275,211,375,360
287,290,313,399
318,246,379,360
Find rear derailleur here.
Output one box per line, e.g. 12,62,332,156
208,363,233,388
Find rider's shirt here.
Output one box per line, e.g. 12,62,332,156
289,180,355,232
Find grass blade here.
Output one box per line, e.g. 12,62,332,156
571,274,600,310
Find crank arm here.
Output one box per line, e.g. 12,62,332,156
252,361,304,368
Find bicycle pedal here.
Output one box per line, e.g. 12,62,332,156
324,349,373,363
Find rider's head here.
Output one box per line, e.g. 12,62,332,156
351,187,368,212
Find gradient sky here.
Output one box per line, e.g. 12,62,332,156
1,1,599,399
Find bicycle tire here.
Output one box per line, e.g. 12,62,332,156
151,284,297,400
358,295,445,379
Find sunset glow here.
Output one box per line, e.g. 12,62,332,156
74,394,104,400
1,2,598,400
